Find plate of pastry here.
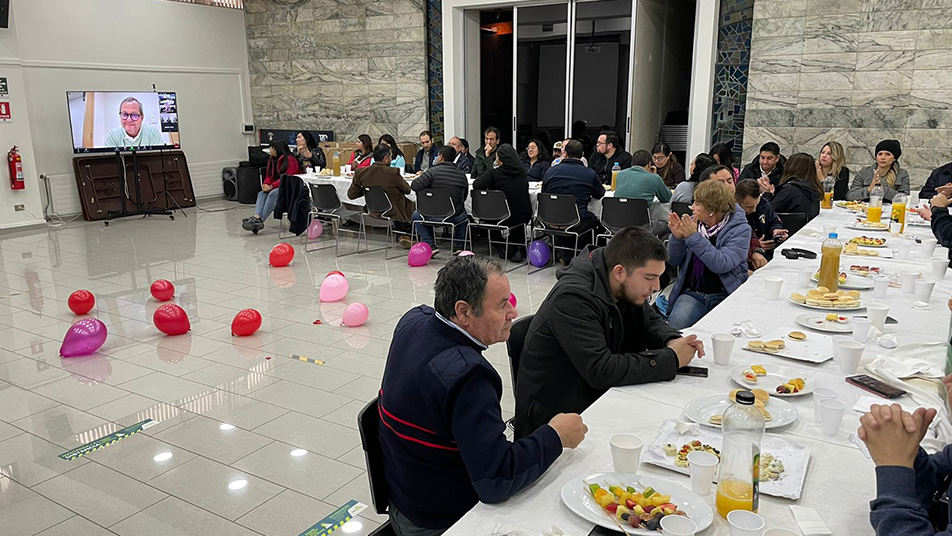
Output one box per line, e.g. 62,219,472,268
729,364,814,397
848,220,889,232
789,288,865,311
740,328,833,364
684,392,798,430
795,312,853,333
849,236,888,248
811,272,874,289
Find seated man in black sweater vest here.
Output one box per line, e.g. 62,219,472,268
378,256,588,535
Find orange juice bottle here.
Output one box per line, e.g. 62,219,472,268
818,233,843,292
611,162,621,191
868,183,884,223
332,151,341,176
716,390,764,518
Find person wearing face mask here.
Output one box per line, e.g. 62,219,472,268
847,139,911,202
738,142,786,187
472,127,501,178
474,144,532,263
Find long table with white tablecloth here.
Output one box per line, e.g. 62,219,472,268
443,205,948,535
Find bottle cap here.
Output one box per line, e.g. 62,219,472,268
735,390,755,405
829,233,838,238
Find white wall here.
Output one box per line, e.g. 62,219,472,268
0,0,253,227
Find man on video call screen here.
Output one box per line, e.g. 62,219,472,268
105,96,163,148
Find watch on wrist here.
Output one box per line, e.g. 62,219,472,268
754,248,766,256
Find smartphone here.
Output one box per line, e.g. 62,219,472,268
588,527,617,536
852,315,898,325
846,374,907,399
677,366,709,378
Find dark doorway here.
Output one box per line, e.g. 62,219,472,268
479,8,514,145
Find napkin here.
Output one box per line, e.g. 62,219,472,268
674,420,700,435
851,395,938,416
790,505,832,535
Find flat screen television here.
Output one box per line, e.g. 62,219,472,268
67,91,181,153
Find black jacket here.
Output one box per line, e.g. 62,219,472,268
299,147,326,170
474,145,533,225
920,162,952,200
455,153,474,174
931,207,952,261
541,159,605,220
273,174,310,235
589,149,632,184
513,247,682,439
738,154,786,187
414,145,441,173
832,167,851,201
411,162,469,216
747,197,784,258
764,178,821,221
522,158,551,182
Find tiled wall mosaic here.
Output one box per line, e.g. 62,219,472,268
711,0,754,162
426,0,444,142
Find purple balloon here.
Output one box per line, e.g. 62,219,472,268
528,240,551,267
60,318,108,357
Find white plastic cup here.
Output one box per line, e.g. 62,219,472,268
798,269,813,287
866,303,890,332
661,515,698,536
851,316,872,342
923,237,939,258
936,246,950,260
915,278,937,303
764,529,803,536
872,275,889,298
837,340,864,374
813,387,840,424
306,166,314,175
687,450,719,496
764,276,783,300
727,510,766,536
896,241,912,259
933,259,948,280
819,398,848,437
831,334,851,362
823,224,837,236
900,271,918,294
890,221,902,236
712,333,736,366
609,433,643,473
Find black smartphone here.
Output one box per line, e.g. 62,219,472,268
588,527,616,535
852,315,898,325
677,366,709,378
846,374,907,399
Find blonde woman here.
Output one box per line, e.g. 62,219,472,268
816,141,850,201
846,139,910,202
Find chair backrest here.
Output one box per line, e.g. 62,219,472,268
505,314,534,390
417,189,456,219
309,183,342,212
364,186,393,217
777,212,809,236
471,190,511,222
671,201,692,218
538,193,580,228
358,397,390,515
601,197,650,232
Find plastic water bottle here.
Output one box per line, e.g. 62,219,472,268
715,390,765,518
332,150,341,176
611,162,621,191
818,233,843,292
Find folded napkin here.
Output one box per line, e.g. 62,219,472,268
866,342,947,379
852,395,938,417
790,505,832,535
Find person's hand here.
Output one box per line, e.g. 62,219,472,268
869,173,881,194
668,213,685,239
548,413,587,448
667,335,703,367
300,147,311,159
261,184,272,192
773,228,789,241
917,207,933,221
759,236,777,251
752,252,768,270
858,404,936,467
932,193,952,209
815,160,824,181
485,145,493,157
757,176,774,195
415,171,423,177
679,214,697,238
936,184,952,197
648,164,658,174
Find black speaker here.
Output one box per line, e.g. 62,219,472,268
222,167,238,201
0,1,9,29
236,166,261,205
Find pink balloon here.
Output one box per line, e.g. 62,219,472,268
408,242,433,267
509,293,517,308
457,250,475,257
320,274,349,302
60,318,108,357
342,302,369,327
307,220,323,240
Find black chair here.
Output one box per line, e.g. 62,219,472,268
468,190,526,271
777,212,809,236
504,314,534,431
528,193,587,273
357,398,397,535
305,183,343,255
413,189,467,254
596,197,650,245
356,186,401,259
671,201,692,218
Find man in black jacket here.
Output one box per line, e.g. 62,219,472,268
513,227,704,439
472,127,500,178
411,146,470,255
588,130,632,184
414,130,440,173
919,161,952,200
542,139,606,264
738,142,786,187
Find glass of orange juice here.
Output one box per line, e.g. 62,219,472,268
716,479,755,518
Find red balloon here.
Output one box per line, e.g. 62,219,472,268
153,304,190,335
269,243,295,267
231,309,262,336
68,290,95,315
326,271,345,279
150,280,175,302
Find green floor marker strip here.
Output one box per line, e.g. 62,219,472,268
298,500,367,536
290,354,325,365
59,419,155,461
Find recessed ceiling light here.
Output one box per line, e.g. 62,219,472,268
219,423,235,431
153,452,173,462
290,449,307,457
228,479,248,490
341,520,363,533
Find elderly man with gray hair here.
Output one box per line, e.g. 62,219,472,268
378,255,587,535
105,96,164,148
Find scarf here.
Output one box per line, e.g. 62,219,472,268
690,213,731,284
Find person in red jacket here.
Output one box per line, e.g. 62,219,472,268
243,141,300,233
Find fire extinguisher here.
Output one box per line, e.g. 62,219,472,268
8,146,24,190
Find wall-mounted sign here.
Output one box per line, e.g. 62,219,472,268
0,101,11,122
0,77,8,96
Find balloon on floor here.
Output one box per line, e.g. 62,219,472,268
457,250,475,257
307,220,323,240
67,289,96,315
269,243,295,267
528,240,551,267
150,279,175,302
153,304,190,335
320,274,349,302
408,242,432,267
509,293,517,308
342,302,369,327
326,271,345,279
60,318,108,357
231,308,262,336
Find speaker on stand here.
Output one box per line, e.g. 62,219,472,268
222,167,238,201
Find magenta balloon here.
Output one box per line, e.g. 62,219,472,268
408,242,433,267
342,302,369,327
60,318,108,357
307,220,323,240
508,293,517,308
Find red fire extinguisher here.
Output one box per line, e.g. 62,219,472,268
8,146,24,190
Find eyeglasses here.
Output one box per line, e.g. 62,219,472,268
652,155,668,161
596,141,607,146
120,113,142,121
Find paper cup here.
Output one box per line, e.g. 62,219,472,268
687,450,719,497
831,335,851,362
712,333,736,366
661,515,698,536
764,529,804,536
798,270,813,287
866,303,890,332
933,259,948,280
837,340,864,374
813,387,839,424
915,278,937,303
900,271,918,294
823,224,837,236
923,237,939,257
889,221,902,236
936,246,950,260
896,241,912,259
819,398,848,437
872,275,889,298
851,316,871,343
764,276,783,300
610,433,643,473
727,510,766,536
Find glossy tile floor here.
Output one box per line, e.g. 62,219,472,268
0,199,561,536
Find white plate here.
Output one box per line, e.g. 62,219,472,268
844,247,894,258
796,312,853,333
835,202,867,213
684,393,798,429
848,222,890,232
740,327,834,363
811,274,874,289
848,238,888,248
789,297,865,311
907,219,931,228
729,364,815,397
560,472,714,534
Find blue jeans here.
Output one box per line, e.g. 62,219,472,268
254,188,280,222
667,289,728,330
412,210,468,250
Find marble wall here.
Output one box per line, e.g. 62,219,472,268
743,0,952,188
244,0,429,143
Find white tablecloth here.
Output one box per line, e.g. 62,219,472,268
444,206,950,535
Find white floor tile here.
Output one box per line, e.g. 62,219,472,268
34,515,116,536
0,477,74,535
153,415,273,465
0,432,91,487
232,440,362,501
253,411,361,459
110,496,260,536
